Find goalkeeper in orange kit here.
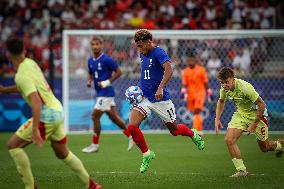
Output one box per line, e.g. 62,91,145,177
181,52,212,136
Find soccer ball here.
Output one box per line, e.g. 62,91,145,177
125,86,143,104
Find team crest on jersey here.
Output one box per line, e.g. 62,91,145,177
149,59,153,67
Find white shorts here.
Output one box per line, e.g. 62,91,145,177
94,97,116,111
132,98,176,123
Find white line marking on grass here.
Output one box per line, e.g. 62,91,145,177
95,171,201,175
250,173,265,176
95,171,266,176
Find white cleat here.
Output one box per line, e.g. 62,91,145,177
230,170,249,177
127,137,134,151
82,144,99,153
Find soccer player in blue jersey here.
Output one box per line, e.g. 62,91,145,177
82,36,134,153
127,29,205,173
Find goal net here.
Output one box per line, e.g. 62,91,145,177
63,30,284,133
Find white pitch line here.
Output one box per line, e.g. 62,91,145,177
94,171,268,176
250,173,265,176
94,171,200,175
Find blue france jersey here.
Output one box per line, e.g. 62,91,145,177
87,53,118,97
139,46,171,102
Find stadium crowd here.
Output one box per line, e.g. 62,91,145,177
0,0,283,77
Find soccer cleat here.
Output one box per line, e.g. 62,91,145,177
127,137,134,151
140,151,155,173
191,128,205,150
82,144,99,153
276,149,283,158
89,177,101,189
229,170,249,177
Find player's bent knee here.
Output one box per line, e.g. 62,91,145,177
51,141,69,159
53,148,68,159
224,137,235,145
92,115,100,121
7,140,14,150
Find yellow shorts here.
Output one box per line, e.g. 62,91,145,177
228,112,268,141
16,118,66,143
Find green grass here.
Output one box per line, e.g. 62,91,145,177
0,133,284,189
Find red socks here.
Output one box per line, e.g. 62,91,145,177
92,135,100,144
123,129,131,137
127,124,193,153
128,125,148,153
175,124,194,138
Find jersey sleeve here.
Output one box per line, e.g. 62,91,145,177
155,48,171,65
16,75,37,97
107,57,119,71
242,81,259,103
219,87,227,100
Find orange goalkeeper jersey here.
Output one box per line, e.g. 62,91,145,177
182,64,208,99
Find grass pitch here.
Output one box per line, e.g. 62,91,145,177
0,133,283,189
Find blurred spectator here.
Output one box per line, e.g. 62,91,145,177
207,50,222,77
232,46,251,75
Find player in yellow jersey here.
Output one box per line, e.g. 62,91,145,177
215,67,283,177
0,37,101,189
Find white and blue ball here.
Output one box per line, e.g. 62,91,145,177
125,86,143,104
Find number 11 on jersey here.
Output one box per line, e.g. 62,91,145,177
144,70,150,80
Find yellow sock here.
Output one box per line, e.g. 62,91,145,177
275,141,282,151
63,151,89,188
9,148,34,189
232,158,246,171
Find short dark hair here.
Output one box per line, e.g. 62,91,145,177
91,36,103,44
134,29,152,42
6,37,24,55
218,67,235,80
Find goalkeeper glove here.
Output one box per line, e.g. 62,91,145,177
99,80,111,88
207,88,213,103
180,87,188,102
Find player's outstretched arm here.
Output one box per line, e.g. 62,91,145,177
0,85,18,93
155,61,173,100
215,98,225,135
29,92,44,147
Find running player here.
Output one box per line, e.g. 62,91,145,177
127,29,205,174
215,67,283,177
1,37,101,189
82,36,134,153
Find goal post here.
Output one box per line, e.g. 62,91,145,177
63,30,284,134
